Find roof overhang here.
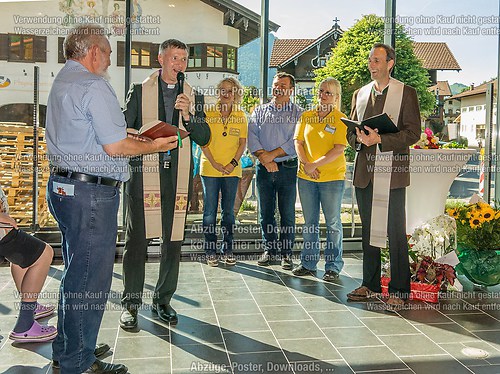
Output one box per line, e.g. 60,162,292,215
272,27,343,68
200,0,280,45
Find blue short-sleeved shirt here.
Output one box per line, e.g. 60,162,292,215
46,60,129,181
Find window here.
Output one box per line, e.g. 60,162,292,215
6,34,46,62
476,105,482,111
188,45,202,68
185,44,237,72
227,47,236,70
207,45,223,68
468,107,474,111
131,45,150,67
476,125,485,140
117,41,160,69
461,108,467,113
0,34,7,60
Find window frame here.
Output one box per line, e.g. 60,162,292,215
116,41,161,69
186,43,237,73
6,33,46,63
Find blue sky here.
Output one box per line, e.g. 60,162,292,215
238,0,498,86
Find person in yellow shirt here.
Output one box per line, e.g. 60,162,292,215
292,78,347,281
200,77,248,266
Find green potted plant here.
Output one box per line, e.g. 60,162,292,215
447,201,500,286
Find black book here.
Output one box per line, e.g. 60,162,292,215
341,113,399,135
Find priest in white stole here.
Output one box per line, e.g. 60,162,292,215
120,39,210,328
346,43,420,310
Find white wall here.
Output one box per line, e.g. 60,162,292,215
0,0,241,106
459,95,497,147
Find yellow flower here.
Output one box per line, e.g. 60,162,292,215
447,208,460,219
482,207,495,221
495,211,500,220
467,209,480,219
478,202,490,210
469,217,482,229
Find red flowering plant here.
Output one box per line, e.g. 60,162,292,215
382,237,457,288
410,255,457,288
413,127,440,149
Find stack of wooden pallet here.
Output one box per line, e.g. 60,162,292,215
0,122,55,227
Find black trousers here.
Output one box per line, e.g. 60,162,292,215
122,164,183,307
355,182,410,298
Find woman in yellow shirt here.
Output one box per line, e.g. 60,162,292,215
292,78,347,281
200,77,248,266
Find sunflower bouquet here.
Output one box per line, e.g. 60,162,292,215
447,201,500,251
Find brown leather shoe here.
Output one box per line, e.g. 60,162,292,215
385,296,405,312
347,286,376,301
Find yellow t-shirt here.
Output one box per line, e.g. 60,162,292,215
294,108,348,182
200,106,248,177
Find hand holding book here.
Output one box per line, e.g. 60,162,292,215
341,113,399,135
127,120,190,148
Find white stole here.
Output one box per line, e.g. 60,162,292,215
141,70,192,241
356,78,404,248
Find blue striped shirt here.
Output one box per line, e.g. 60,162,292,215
247,101,303,163
46,60,129,181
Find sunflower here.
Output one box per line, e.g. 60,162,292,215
469,217,482,229
482,207,495,221
447,208,460,219
467,209,481,219
477,202,490,210
495,211,500,220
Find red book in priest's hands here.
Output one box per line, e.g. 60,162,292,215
128,120,190,141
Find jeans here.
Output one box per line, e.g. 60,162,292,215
298,178,345,273
256,160,297,256
201,176,239,256
47,174,120,373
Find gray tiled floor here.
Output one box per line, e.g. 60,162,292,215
0,254,499,373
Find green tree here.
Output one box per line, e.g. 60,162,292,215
241,85,260,114
314,14,435,117
294,92,309,109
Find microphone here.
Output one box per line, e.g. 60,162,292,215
176,71,184,95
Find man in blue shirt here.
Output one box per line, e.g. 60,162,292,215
248,72,303,269
46,24,178,374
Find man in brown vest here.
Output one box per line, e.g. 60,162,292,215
120,39,210,328
346,43,420,311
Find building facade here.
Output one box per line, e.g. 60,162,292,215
449,81,497,147
0,0,278,108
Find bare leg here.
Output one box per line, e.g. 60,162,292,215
11,244,53,302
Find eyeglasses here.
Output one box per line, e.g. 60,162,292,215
318,89,335,96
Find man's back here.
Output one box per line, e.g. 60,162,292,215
46,60,128,181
